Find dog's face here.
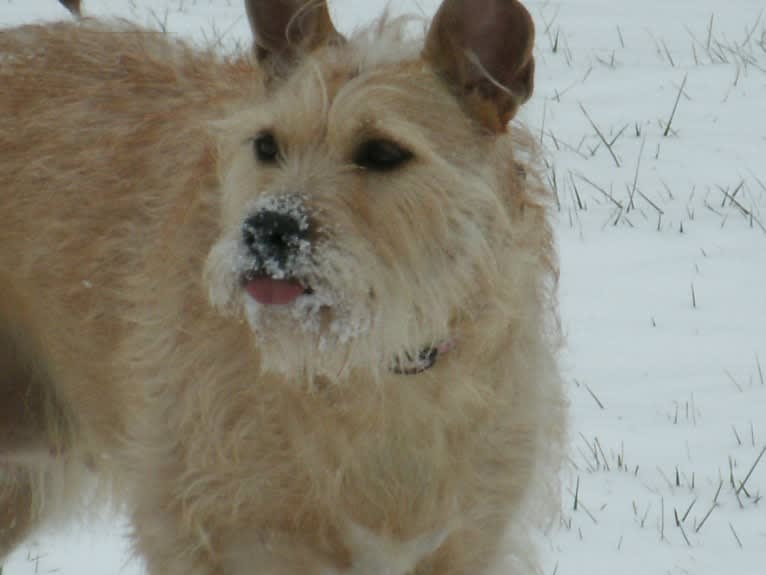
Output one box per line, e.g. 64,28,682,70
205,0,539,379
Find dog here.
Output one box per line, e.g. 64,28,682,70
0,1,565,573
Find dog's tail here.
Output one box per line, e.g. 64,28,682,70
59,0,82,18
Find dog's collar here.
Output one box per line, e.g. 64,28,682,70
391,338,458,376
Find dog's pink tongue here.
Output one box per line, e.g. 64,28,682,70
245,278,304,305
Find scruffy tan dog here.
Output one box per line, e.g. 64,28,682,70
0,1,565,573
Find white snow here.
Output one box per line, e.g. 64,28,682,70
2,1,764,574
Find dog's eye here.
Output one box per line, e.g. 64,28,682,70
253,132,280,163
353,139,413,171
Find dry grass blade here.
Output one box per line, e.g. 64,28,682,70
729,522,743,548
628,134,646,210
573,476,580,511
585,383,606,410
594,437,610,471
736,445,766,496
695,500,717,534
664,74,688,137
636,189,663,215
681,498,697,522
575,173,624,209
717,185,766,233
579,104,621,167
677,518,692,547
567,485,599,524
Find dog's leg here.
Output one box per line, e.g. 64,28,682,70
0,285,67,559
0,466,38,560
0,332,52,459
0,277,73,461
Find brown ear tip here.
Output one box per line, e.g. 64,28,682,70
519,0,535,28
59,0,82,17
518,57,535,101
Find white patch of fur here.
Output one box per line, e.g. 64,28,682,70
348,15,425,72
324,523,449,575
221,523,448,575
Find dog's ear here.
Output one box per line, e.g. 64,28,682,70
423,0,535,132
245,0,344,73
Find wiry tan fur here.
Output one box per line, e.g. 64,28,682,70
0,2,565,573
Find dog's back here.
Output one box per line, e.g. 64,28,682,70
0,22,268,562
0,22,253,449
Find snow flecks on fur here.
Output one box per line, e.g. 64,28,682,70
247,194,311,234
241,194,312,279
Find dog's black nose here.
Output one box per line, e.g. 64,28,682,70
242,210,309,264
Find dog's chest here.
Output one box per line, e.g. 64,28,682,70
217,380,468,521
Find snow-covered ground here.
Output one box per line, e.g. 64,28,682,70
2,1,764,574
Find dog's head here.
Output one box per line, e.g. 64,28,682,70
205,0,549,380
